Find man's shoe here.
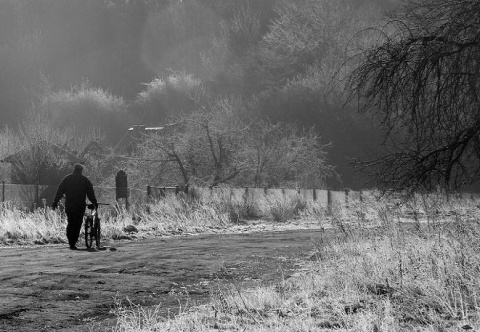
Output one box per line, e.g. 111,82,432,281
69,246,78,250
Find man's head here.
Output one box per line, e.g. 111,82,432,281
73,163,84,174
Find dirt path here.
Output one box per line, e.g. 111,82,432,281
0,228,331,332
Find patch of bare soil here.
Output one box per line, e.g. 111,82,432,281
0,227,333,332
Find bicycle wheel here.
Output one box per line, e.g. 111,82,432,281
85,217,94,248
94,216,101,248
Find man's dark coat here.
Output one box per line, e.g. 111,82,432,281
53,169,97,213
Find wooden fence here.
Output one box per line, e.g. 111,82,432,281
147,185,360,209
1,181,359,211
2,179,480,212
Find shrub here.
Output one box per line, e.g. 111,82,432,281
131,72,206,124
269,195,307,222
39,81,129,142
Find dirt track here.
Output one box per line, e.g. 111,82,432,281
0,228,331,331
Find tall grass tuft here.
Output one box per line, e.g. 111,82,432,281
0,204,65,245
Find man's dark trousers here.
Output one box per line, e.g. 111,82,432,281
66,211,84,247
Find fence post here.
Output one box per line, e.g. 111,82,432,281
1,181,4,203
327,189,332,214
33,182,39,211
145,185,152,214
345,188,350,209
116,170,128,210
313,188,317,201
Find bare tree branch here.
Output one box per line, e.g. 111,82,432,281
345,0,480,192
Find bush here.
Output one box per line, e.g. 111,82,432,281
40,81,129,142
131,72,206,124
269,195,307,222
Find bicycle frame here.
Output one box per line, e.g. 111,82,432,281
84,203,108,249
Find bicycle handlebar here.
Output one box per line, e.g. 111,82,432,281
87,203,110,210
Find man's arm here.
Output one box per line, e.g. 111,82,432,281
52,178,67,209
86,179,98,207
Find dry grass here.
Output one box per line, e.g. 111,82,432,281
0,203,66,245
2,190,480,331
0,191,312,245
108,192,480,332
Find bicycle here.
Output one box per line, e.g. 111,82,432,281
84,203,109,249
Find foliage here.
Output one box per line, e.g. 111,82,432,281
0,112,105,185
243,0,386,188
201,1,265,95
269,195,307,222
127,98,248,187
125,98,333,188
39,80,129,143
346,0,480,192
0,0,399,189
131,71,207,124
257,0,366,88
239,121,333,188
139,0,221,78
250,79,382,188
0,126,23,181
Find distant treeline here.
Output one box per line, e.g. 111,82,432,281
0,0,401,189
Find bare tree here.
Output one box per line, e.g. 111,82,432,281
130,98,334,188
139,98,248,187
239,120,333,188
346,0,480,192
1,113,104,184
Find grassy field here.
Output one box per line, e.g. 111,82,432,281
0,189,327,245
2,190,480,331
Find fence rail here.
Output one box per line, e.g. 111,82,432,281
146,185,480,210
2,181,480,212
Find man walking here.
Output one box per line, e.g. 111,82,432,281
52,164,98,250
